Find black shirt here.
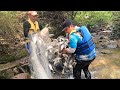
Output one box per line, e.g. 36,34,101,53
23,21,43,38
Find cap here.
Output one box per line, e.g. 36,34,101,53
28,11,38,16
62,19,72,31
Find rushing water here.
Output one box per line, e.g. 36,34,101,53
29,33,53,79
89,48,120,79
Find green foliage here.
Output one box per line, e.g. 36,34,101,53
0,48,27,64
111,11,120,39
38,11,120,38
38,11,66,36
15,49,28,59
75,11,113,28
0,55,16,64
0,69,14,79
0,11,24,62
0,11,22,40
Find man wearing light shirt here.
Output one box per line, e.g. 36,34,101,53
62,19,96,79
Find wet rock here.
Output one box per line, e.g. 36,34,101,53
53,58,63,72
107,40,117,48
100,50,112,54
91,33,97,37
11,73,31,79
49,34,54,38
101,30,112,36
13,67,19,75
99,36,104,39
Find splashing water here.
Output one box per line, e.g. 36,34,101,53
29,33,53,79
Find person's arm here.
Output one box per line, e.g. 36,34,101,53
62,35,78,54
66,48,76,53
63,34,83,54
23,21,31,43
23,21,30,38
38,21,43,30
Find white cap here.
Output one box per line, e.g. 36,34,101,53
28,11,38,16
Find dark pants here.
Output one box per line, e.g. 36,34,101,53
73,58,95,79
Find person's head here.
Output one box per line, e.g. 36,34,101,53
27,11,38,22
62,19,75,34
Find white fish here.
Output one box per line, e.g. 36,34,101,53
49,64,54,71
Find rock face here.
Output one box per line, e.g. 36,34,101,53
11,73,31,79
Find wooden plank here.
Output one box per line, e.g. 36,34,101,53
0,56,29,72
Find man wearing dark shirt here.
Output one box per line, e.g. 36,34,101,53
23,16,42,38
23,11,42,52
21,11,42,64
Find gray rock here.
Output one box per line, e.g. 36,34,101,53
107,40,117,48
100,50,112,54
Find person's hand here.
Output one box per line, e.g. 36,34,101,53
62,48,68,54
24,38,30,43
29,30,34,34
